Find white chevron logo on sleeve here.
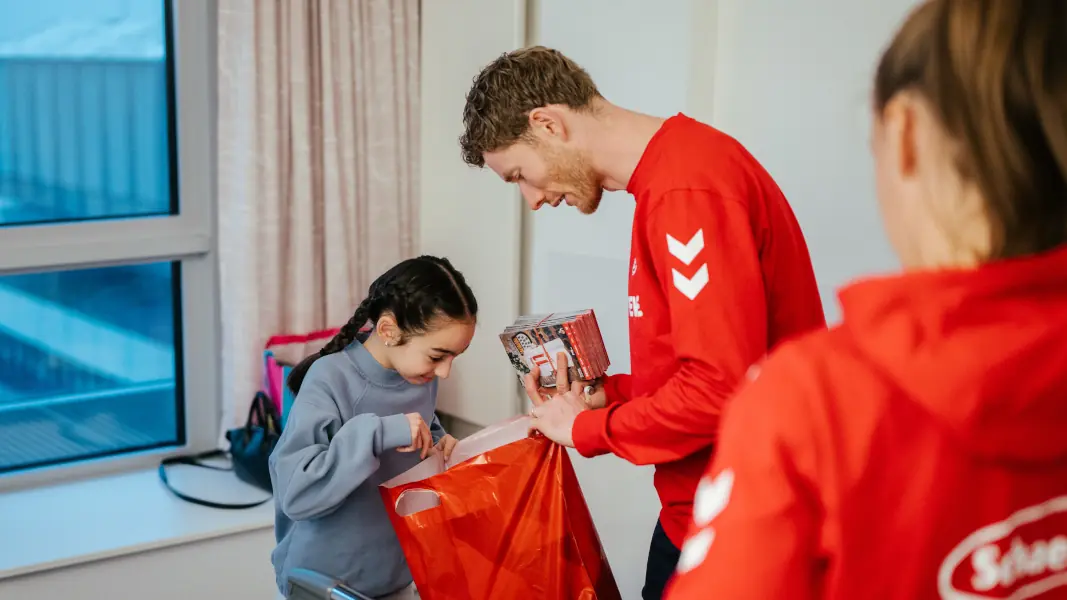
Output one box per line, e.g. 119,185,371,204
666,229,705,265
672,264,709,300
693,469,734,526
677,468,735,574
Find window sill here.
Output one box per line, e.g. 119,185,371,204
0,464,274,580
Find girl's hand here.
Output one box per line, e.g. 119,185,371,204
398,413,433,459
434,434,459,462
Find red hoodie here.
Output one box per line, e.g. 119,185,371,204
665,245,1067,600
570,114,826,547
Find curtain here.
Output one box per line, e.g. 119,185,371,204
216,0,420,430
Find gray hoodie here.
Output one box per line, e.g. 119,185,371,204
269,341,444,597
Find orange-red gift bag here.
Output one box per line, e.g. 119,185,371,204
380,417,622,600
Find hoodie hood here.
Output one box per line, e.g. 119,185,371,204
837,245,1067,465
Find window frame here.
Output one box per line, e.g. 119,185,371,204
0,0,220,490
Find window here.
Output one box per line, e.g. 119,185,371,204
0,263,181,471
0,0,218,478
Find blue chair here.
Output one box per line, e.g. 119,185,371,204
286,569,375,600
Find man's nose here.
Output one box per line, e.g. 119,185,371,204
519,181,546,210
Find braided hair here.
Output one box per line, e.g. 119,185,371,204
286,255,478,394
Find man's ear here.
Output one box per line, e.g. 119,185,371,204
528,106,569,141
376,313,402,346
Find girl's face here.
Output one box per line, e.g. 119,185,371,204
381,317,476,385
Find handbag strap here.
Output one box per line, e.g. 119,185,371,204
264,328,342,349
158,450,272,510
253,391,281,431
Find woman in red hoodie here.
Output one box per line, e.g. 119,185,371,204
665,1,1067,599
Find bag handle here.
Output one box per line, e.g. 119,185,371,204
247,391,278,431
158,450,272,510
264,322,377,350
393,487,443,517
264,328,342,349
383,436,555,521
158,393,277,510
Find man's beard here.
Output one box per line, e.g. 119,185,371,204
547,147,602,215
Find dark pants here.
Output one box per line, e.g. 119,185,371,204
641,521,682,600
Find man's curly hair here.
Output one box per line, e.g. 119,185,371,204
460,46,601,167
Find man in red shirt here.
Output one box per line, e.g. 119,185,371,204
664,1,1067,599
460,46,826,599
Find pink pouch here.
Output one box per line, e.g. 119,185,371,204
263,328,340,422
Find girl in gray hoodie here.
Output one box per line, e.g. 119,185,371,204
270,255,478,599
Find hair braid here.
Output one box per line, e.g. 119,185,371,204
286,296,374,395
285,255,479,396
318,298,372,356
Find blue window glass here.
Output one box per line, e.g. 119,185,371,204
0,0,174,227
0,262,183,472
0,0,183,474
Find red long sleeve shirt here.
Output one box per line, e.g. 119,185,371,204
571,114,826,546
665,245,1067,600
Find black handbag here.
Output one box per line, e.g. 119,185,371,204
159,391,281,509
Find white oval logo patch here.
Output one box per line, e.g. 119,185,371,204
938,495,1067,599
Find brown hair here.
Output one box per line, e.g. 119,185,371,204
874,0,1067,260
460,46,601,167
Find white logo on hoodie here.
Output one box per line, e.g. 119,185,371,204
938,495,1067,599
676,469,735,574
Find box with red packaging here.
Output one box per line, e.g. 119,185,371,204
499,310,610,388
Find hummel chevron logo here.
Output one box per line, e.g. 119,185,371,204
672,264,709,300
677,469,735,574
693,469,734,527
666,229,705,266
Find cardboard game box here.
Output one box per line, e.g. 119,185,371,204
499,310,609,388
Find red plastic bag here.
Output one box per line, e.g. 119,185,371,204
380,417,622,600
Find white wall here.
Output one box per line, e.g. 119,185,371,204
712,0,919,321
0,529,277,600
419,0,527,427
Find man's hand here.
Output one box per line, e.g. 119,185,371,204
433,434,458,462
523,352,606,409
529,381,588,447
581,379,608,409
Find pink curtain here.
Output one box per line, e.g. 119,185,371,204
217,0,420,430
